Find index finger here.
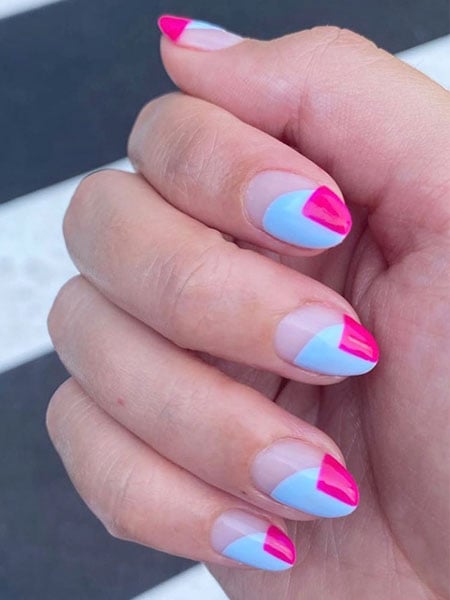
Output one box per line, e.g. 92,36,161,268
158,20,450,261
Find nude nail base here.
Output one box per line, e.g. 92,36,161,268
211,510,295,571
251,440,359,518
275,306,379,377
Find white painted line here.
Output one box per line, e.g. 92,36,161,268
0,159,132,373
0,0,63,20
131,564,229,600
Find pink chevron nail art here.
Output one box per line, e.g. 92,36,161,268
212,511,296,571
257,185,352,249
275,305,379,377
339,315,379,362
158,15,193,42
251,440,360,518
302,186,352,235
263,525,296,564
316,454,359,506
158,15,242,50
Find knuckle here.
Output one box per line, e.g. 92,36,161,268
104,513,130,541
47,275,85,348
63,169,122,245
308,25,375,54
101,464,144,542
154,237,232,342
45,378,77,445
280,26,381,143
281,26,378,83
47,381,146,545
46,385,64,442
128,92,229,185
149,376,228,452
128,92,180,167
164,106,228,187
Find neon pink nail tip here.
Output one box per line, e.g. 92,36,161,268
263,525,296,564
339,315,379,362
302,186,352,234
158,15,191,41
317,454,359,506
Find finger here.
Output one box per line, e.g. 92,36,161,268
128,92,352,254
46,378,297,571
64,170,379,382
48,276,360,520
158,18,450,261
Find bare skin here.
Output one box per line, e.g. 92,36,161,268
47,27,450,600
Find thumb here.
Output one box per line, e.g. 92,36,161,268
158,16,450,261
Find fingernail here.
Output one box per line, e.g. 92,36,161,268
211,510,296,571
245,171,352,249
251,440,359,518
158,15,243,51
275,305,379,376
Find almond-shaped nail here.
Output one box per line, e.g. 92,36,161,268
245,171,352,249
275,305,379,376
211,509,296,571
158,15,243,50
251,440,359,518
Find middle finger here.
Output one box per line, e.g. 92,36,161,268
128,93,352,255
64,170,378,382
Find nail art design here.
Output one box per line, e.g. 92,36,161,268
271,454,359,517
158,15,223,41
294,314,379,375
211,510,295,571
158,15,242,50
275,306,379,376
251,441,359,518
262,187,352,249
222,525,296,571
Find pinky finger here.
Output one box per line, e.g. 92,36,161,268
46,378,297,572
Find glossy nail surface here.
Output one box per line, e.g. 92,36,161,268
158,15,243,50
275,305,379,376
245,172,351,249
211,510,295,571
252,440,359,518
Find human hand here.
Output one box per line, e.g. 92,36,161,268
47,18,450,600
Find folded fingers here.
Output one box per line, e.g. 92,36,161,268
48,276,360,521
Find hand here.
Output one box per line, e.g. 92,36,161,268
47,19,450,600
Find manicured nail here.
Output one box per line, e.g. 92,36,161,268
211,510,295,571
245,171,352,249
275,305,379,376
158,15,243,50
251,440,359,518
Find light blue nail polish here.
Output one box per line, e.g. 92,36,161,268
222,533,293,571
262,190,349,249
271,467,357,518
294,324,377,376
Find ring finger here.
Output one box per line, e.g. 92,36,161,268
49,276,360,521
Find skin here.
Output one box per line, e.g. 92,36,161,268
47,27,450,600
